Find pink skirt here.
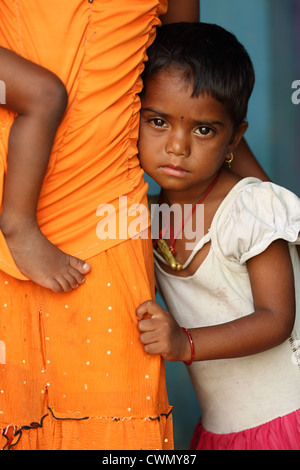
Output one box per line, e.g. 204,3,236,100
190,409,300,450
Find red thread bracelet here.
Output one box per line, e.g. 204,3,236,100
182,327,195,366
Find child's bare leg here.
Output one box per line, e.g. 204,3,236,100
0,48,90,292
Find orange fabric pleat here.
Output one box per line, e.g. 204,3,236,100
0,236,173,450
0,0,168,278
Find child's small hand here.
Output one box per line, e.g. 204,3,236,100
136,300,190,362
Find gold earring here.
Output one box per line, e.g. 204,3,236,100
225,152,234,168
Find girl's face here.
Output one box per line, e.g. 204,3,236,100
139,69,247,197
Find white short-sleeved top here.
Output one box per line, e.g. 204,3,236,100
154,178,300,434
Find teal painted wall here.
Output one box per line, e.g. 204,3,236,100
200,0,300,195
145,0,300,449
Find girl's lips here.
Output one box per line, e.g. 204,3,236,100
160,165,189,177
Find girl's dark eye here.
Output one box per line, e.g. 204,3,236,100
195,126,213,136
150,118,167,127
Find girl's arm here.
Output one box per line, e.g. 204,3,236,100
137,239,295,362
161,0,200,24
232,138,270,181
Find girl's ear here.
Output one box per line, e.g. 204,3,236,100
229,121,248,153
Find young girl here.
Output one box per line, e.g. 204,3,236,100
137,22,300,450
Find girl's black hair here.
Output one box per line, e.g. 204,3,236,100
142,22,255,128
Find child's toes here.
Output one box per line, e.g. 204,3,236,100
49,277,65,293
69,256,90,274
68,267,86,287
63,272,80,290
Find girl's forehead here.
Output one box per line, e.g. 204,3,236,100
143,71,230,120
144,67,191,94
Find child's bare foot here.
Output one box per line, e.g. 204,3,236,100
1,223,90,293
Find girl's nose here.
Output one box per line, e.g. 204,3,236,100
165,130,190,157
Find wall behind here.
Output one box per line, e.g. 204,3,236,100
200,0,300,195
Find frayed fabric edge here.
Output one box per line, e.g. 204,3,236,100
1,406,173,450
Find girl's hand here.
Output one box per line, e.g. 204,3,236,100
136,300,190,362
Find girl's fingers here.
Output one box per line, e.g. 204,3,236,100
143,342,162,356
136,300,159,320
139,330,158,345
138,317,156,333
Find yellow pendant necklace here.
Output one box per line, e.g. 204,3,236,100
153,171,221,271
